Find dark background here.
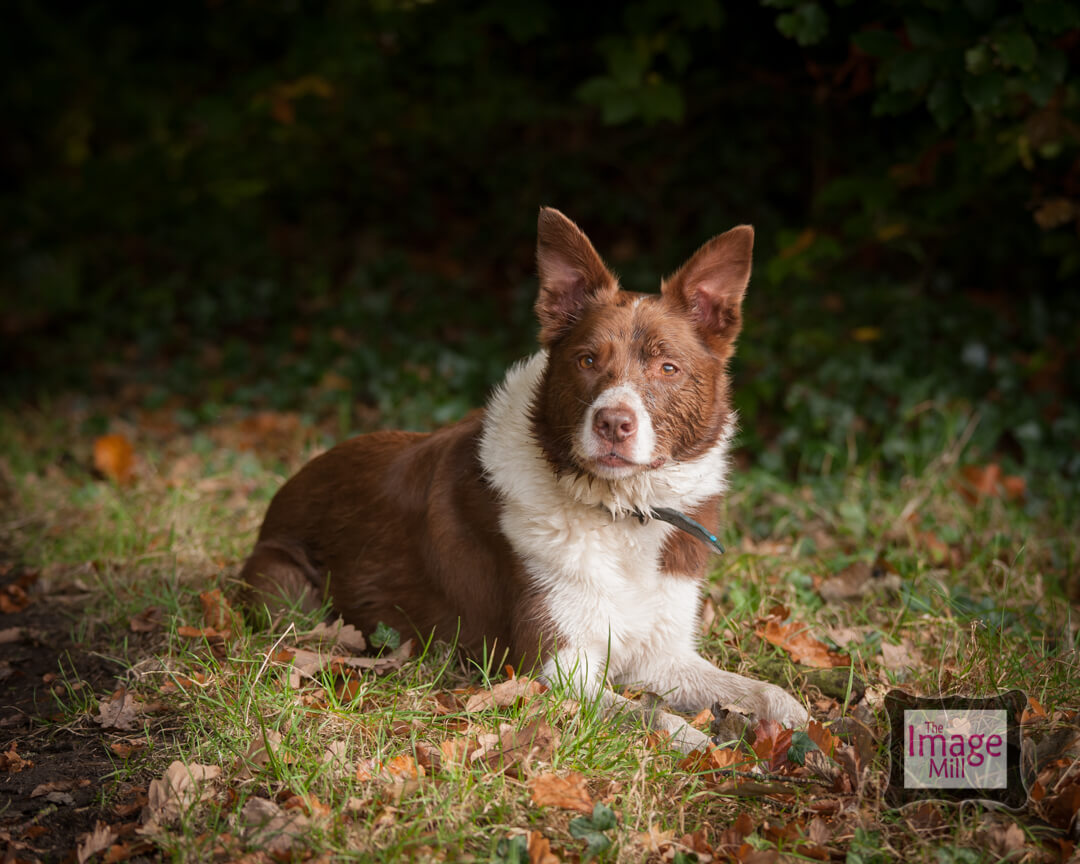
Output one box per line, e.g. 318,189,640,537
2,0,1078,497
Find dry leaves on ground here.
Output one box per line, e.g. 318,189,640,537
755,608,850,668
95,688,153,732
464,675,547,712
93,434,135,484
142,761,222,826
529,772,594,814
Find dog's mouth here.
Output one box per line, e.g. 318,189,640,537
594,453,667,471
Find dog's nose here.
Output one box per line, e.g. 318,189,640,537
594,406,637,443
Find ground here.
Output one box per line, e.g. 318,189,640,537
1,401,1078,863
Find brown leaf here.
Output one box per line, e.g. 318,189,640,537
93,434,135,485
128,607,163,633
240,797,309,854
0,743,33,772
142,761,222,825
95,689,148,732
0,584,30,614
817,560,901,604
806,720,839,758
31,779,91,797
234,730,282,781
473,719,558,775
956,464,1026,505
881,638,921,672
915,530,953,565
77,821,117,864
298,619,366,654
199,589,239,635
755,615,850,668
439,737,475,768
716,812,755,855
176,624,225,639
464,676,546,712
752,719,794,772
529,772,593,814
527,830,560,864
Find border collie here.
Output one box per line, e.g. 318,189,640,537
241,208,808,751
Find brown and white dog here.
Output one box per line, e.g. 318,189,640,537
240,208,808,750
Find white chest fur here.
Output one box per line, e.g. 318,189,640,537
479,352,734,685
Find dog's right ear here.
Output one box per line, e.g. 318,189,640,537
535,207,617,346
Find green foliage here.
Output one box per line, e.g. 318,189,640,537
846,828,890,864
785,730,820,765
569,802,617,861
370,621,402,652
2,0,1077,495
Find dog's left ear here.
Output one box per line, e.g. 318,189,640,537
662,225,753,354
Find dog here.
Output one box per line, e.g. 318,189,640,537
240,208,808,751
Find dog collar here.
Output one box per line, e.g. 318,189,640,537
631,506,726,555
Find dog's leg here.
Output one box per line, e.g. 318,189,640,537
640,652,809,729
539,651,713,754
239,539,325,622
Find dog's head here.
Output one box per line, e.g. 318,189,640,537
530,207,751,483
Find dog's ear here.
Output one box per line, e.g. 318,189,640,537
662,225,753,355
535,207,617,346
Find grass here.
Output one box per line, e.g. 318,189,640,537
1,398,1078,864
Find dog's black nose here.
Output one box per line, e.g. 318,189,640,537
594,406,637,443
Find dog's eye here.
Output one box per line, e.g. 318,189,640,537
660,362,678,376
579,355,595,370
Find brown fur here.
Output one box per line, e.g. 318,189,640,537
241,209,753,679
240,413,552,669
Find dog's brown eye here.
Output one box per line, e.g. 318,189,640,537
660,362,678,376
579,355,595,370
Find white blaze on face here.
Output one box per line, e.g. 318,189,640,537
578,383,657,473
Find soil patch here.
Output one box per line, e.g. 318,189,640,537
0,565,157,863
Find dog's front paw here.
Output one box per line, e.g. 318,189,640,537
750,684,809,729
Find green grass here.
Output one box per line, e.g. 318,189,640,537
1,403,1078,863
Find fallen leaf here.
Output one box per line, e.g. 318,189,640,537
128,607,163,633
983,820,1028,859
529,772,594,814
914,529,954,565
31,779,91,797
199,589,239,636
0,584,30,613
881,638,921,672
752,718,794,772
298,619,366,654
679,745,746,774
142,761,222,825
93,434,135,485
77,821,117,864
0,743,32,772
756,615,850,668
465,676,546,712
321,740,350,774
473,718,559,775
807,817,831,846
527,830,560,864
240,797,309,854
817,560,900,604
439,736,475,768
234,730,283,781
95,689,149,732
956,464,1025,504
806,720,839,758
